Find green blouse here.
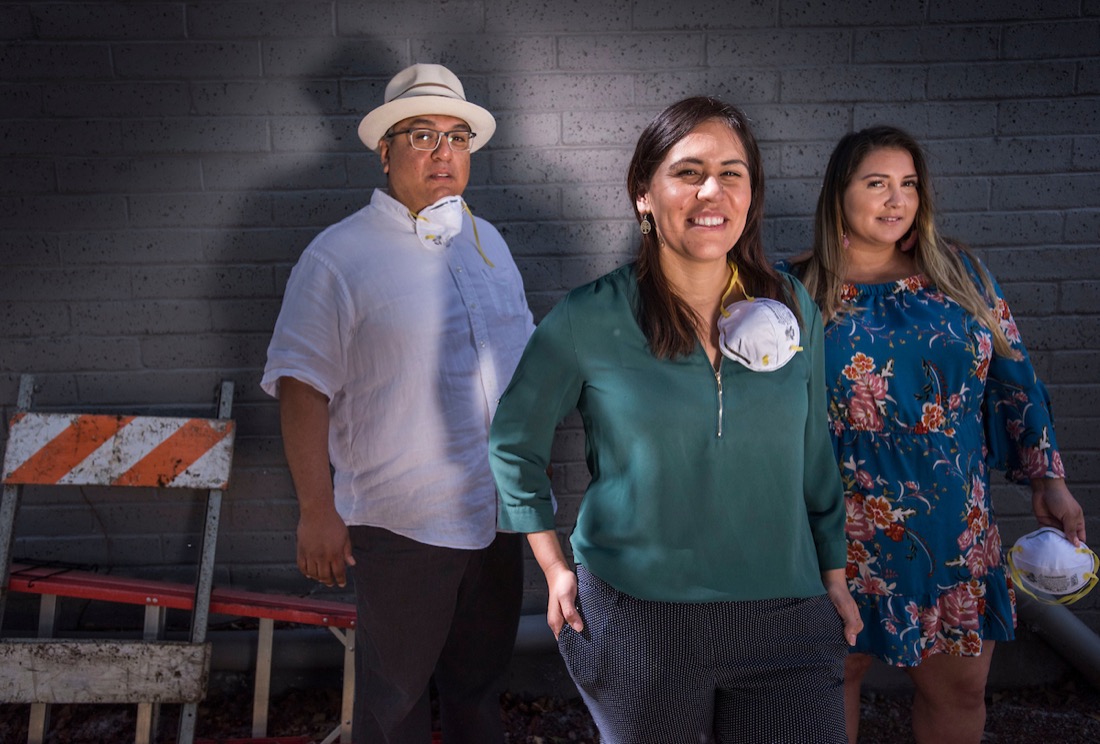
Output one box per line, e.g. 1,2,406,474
489,264,845,602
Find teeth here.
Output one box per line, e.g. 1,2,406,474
692,216,724,226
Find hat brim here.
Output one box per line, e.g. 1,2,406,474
358,96,496,153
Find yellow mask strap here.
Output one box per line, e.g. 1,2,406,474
463,201,494,268
718,261,754,318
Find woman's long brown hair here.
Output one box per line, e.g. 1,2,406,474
626,96,799,360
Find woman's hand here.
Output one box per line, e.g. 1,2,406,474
1031,477,1087,545
822,568,862,646
544,561,582,639
527,530,584,639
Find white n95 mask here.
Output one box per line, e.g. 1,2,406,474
1007,527,1098,605
414,195,466,251
718,297,802,371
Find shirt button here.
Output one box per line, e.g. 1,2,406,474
456,267,463,273
470,303,477,309
480,341,486,348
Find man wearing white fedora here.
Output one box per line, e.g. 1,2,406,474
262,63,534,743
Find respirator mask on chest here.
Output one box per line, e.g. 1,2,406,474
717,265,803,372
413,196,466,251
411,196,496,268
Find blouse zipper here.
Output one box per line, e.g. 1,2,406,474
714,359,724,438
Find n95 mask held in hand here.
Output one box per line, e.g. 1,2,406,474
718,297,802,372
1007,527,1098,605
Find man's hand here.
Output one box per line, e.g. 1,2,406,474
297,505,355,587
279,377,355,586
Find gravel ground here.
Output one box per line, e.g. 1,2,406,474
2,673,1098,743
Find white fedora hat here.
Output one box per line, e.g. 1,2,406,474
357,63,496,153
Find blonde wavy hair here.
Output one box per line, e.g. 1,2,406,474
793,125,1016,358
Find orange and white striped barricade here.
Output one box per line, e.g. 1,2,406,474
0,374,235,744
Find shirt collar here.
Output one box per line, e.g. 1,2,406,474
371,189,418,231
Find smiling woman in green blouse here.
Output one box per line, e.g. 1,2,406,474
489,97,861,744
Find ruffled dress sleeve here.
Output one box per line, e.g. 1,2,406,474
963,254,1066,483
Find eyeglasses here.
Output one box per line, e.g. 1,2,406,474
385,128,476,152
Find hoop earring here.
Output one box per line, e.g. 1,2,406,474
640,214,652,235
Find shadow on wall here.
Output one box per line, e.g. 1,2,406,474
202,39,395,595
204,40,602,595
204,42,837,599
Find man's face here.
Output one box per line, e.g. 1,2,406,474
379,114,472,213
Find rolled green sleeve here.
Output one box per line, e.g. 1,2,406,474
490,298,583,533
796,280,848,572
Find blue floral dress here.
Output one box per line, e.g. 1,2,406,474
813,257,1064,666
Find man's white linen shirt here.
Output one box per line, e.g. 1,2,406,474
262,189,535,550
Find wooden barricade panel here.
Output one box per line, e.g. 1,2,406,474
2,413,235,490
0,639,211,704
0,376,238,744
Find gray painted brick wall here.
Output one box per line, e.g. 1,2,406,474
1,1,1098,650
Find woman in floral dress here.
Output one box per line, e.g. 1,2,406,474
784,126,1086,744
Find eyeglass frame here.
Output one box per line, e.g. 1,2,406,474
384,127,478,152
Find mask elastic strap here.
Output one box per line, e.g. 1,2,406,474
1008,547,1046,603
718,262,753,318
1064,548,1100,606
463,202,494,268
410,210,437,240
